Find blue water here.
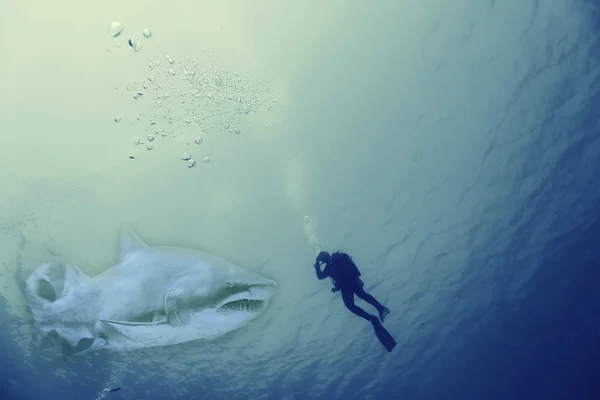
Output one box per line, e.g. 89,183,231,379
2,0,600,399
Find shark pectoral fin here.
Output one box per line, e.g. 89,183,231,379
100,318,171,343
99,318,162,327
72,338,108,356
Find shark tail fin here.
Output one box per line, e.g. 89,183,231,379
25,263,94,346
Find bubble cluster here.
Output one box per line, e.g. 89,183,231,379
108,22,152,52
112,38,280,168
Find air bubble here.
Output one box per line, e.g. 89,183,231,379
188,159,196,168
146,143,154,150
147,134,155,142
110,22,123,37
133,137,141,145
194,136,203,145
181,152,191,161
114,116,121,123
203,157,210,163
128,38,141,51
143,28,152,38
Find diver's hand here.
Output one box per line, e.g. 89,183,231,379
316,251,329,263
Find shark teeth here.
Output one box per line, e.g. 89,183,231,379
222,299,264,312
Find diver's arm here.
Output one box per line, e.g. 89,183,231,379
314,261,329,280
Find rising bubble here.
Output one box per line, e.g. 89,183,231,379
109,22,123,37
128,38,142,51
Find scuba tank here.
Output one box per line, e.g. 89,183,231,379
330,252,361,288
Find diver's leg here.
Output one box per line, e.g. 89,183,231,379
355,286,390,323
341,287,375,322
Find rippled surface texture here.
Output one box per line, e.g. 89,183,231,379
1,0,599,399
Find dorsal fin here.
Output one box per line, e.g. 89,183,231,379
119,229,148,262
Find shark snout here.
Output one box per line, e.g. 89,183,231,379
260,278,277,288
254,280,277,297
232,267,277,288
248,276,277,299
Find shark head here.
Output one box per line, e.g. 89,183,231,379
95,229,278,351
25,229,278,355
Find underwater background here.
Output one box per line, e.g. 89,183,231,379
1,0,599,399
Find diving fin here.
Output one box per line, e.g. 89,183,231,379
371,318,396,352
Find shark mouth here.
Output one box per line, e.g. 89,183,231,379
214,283,275,314
161,283,274,324
219,299,265,312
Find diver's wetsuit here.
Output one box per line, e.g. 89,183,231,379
314,252,388,323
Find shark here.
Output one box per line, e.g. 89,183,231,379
24,229,277,355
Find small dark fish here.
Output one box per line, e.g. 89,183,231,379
109,387,121,392
129,156,135,160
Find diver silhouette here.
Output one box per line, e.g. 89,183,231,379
314,250,396,351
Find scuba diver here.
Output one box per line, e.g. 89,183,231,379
314,250,396,352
